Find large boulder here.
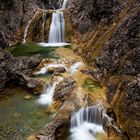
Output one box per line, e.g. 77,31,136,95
0,48,43,92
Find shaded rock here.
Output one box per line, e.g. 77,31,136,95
0,48,43,92
47,67,66,74
112,78,140,139
68,0,122,34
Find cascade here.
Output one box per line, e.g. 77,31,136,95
35,63,67,75
59,0,68,9
48,11,65,43
23,0,69,46
23,11,39,43
41,11,46,42
62,0,68,9
70,105,106,140
68,62,83,74
37,77,63,105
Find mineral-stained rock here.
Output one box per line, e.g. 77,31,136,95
112,78,140,139
47,67,66,74
0,48,43,92
54,76,77,100
68,0,140,139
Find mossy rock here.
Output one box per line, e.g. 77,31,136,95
83,78,101,90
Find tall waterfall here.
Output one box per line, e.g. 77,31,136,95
70,105,106,140
40,0,69,47
48,11,65,43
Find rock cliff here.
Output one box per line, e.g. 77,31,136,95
68,0,140,138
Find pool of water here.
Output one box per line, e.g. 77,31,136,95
8,43,70,58
0,86,52,140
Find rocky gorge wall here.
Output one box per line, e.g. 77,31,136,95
0,0,60,48
68,0,140,139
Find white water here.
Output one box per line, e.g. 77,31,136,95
48,11,65,43
70,106,105,140
35,63,67,75
23,11,39,43
41,11,46,42
37,77,63,105
62,0,68,9
38,42,70,47
68,62,83,74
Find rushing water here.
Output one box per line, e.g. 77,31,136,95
68,62,83,74
37,77,63,106
48,11,65,43
41,11,47,42
23,0,69,47
23,11,40,43
70,105,107,140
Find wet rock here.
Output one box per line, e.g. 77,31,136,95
54,76,77,101
24,95,32,100
47,67,66,74
0,48,43,92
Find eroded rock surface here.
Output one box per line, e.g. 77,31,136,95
0,48,43,92
68,0,140,139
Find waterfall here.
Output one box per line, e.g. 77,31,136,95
59,0,68,9
37,77,63,106
23,11,39,43
62,0,68,9
34,63,67,75
41,11,46,42
68,62,83,74
48,11,65,43
70,105,106,140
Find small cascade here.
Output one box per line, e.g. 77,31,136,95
70,105,106,140
35,63,67,75
23,11,39,43
37,77,63,106
48,11,65,43
41,11,47,42
59,0,68,9
62,0,68,9
68,62,83,74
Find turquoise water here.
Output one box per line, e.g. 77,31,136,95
9,43,70,58
0,86,52,140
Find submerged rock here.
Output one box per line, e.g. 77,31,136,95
24,95,32,100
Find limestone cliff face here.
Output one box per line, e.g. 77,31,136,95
68,0,140,139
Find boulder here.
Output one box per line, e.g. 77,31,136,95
0,48,43,92
54,76,77,100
